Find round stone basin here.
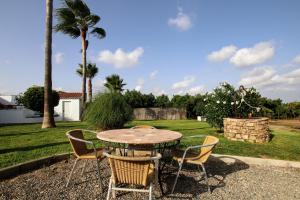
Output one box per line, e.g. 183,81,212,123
224,117,270,143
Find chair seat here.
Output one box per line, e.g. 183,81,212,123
172,150,203,165
78,148,105,159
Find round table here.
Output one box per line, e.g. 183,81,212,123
97,128,182,145
97,128,182,195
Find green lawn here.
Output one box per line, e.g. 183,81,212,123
1,120,300,169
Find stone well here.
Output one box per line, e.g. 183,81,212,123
224,117,270,143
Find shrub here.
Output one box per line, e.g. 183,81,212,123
205,83,262,130
84,92,133,130
16,86,59,114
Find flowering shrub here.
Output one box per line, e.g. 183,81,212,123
205,82,261,130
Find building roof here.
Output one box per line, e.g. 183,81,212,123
58,92,82,99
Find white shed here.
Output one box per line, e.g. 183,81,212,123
55,92,82,121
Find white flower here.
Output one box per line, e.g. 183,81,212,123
241,98,245,102
227,91,231,94
223,101,226,104
231,102,234,105
216,100,220,104
256,107,261,112
204,98,207,101
236,101,239,104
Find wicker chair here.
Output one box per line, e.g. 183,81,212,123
104,152,161,200
171,135,219,194
130,125,156,129
66,129,105,192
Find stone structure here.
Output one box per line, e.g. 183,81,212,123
133,108,186,120
224,117,269,143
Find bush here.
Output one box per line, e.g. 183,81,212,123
16,86,59,114
84,92,133,130
205,83,262,130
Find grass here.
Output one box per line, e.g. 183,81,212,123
1,120,300,169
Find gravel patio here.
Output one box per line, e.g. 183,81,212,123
1,157,300,200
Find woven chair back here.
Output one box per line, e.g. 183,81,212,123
67,130,88,157
106,154,155,187
131,125,156,129
198,136,219,163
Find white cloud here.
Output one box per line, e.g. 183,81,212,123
230,41,275,67
135,78,145,91
168,7,192,31
54,52,64,64
207,45,237,62
94,79,107,93
239,67,276,87
149,70,158,80
151,87,166,96
292,54,300,64
239,66,300,89
172,76,196,89
98,47,144,68
187,85,205,95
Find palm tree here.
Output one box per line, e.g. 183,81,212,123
54,0,106,106
42,0,56,128
76,63,98,102
104,74,126,93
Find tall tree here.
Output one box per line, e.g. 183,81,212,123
42,0,55,128
104,74,126,93
76,63,98,102
54,0,106,106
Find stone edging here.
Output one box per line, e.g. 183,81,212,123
211,154,300,168
0,153,71,179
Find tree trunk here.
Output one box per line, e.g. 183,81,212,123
81,31,87,114
42,0,55,128
88,78,92,102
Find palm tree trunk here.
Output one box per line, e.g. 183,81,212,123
81,31,87,112
88,78,92,102
42,0,55,128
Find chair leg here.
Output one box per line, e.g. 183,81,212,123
66,158,79,187
81,160,88,175
171,161,183,194
112,182,116,198
106,177,112,200
149,182,153,200
200,163,211,193
95,158,103,193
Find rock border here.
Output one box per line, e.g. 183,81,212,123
0,153,71,179
211,154,300,168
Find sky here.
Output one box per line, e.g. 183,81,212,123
0,0,300,102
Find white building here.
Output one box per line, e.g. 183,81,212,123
0,92,81,124
55,92,82,121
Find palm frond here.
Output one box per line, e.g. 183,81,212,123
54,24,80,38
65,0,90,18
90,27,106,39
55,8,75,24
85,14,100,27
76,64,83,76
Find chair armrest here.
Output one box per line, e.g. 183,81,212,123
180,142,218,162
67,134,94,145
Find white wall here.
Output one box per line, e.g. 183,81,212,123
54,99,81,121
0,107,60,124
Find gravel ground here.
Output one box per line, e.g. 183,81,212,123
1,157,300,200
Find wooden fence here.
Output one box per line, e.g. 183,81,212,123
133,107,187,120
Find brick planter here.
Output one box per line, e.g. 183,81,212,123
224,117,270,143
